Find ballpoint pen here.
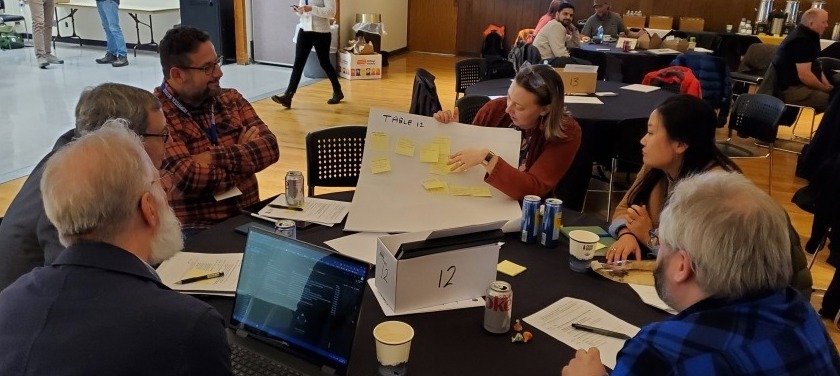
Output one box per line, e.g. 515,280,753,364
268,204,304,211
176,271,225,285
571,323,631,340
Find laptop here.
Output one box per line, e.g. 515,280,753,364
227,228,369,375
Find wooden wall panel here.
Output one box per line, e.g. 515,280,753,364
456,0,840,56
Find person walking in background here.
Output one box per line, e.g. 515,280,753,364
28,0,63,69
94,0,129,67
272,0,343,109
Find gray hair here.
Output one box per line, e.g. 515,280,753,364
42,120,154,246
658,172,792,299
801,8,826,27
74,83,161,136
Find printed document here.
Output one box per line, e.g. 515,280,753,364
259,194,351,225
156,252,243,296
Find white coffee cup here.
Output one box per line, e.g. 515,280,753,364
374,321,414,375
568,230,599,270
726,24,733,32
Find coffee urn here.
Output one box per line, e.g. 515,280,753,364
812,1,826,9
755,0,774,35
784,0,801,35
770,10,788,36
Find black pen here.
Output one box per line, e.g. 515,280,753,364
268,204,304,211
176,271,225,285
571,323,631,340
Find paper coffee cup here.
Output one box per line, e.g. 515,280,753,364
374,321,414,367
568,230,599,261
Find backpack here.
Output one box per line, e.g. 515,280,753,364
0,23,24,50
481,31,505,58
482,55,515,80
508,41,542,72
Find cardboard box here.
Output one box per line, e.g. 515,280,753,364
554,68,597,94
637,31,663,50
648,16,674,30
374,222,504,313
338,51,382,80
661,38,689,52
678,17,705,31
623,15,646,29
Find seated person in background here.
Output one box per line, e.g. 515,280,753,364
433,63,581,200
0,123,232,375
581,0,638,39
563,172,840,376
155,26,280,235
534,0,564,37
606,95,812,297
533,3,581,61
772,8,833,112
0,82,168,292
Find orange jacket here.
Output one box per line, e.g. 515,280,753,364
641,66,703,98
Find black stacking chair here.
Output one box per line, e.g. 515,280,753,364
455,95,490,125
305,125,367,196
730,43,777,99
455,58,485,102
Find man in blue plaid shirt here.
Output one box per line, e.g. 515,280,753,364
563,172,840,376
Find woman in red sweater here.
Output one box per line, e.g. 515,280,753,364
433,63,581,200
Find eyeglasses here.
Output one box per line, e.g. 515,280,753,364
152,170,176,195
178,56,223,76
517,62,547,88
140,128,170,143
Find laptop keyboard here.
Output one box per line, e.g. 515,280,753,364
230,343,305,376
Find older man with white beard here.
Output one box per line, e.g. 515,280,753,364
0,123,232,375
562,172,840,376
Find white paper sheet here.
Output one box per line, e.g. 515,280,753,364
324,232,389,264
693,47,714,54
214,187,243,201
156,252,243,296
628,284,677,315
258,194,350,225
646,48,681,55
367,279,485,316
523,297,640,369
621,84,661,93
564,96,604,104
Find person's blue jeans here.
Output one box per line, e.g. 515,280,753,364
96,0,127,57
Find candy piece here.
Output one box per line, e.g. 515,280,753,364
523,331,533,343
512,319,523,332
511,332,524,343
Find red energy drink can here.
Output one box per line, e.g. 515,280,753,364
484,281,512,334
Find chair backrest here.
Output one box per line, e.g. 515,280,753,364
455,58,485,94
729,94,785,144
818,57,840,82
305,125,367,196
737,43,777,74
756,63,778,96
409,68,443,116
455,95,491,125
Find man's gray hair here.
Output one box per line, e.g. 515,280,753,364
74,82,161,136
42,120,154,246
658,172,792,299
801,8,826,27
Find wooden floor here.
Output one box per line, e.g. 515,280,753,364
1,52,838,348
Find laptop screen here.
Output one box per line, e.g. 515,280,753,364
231,228,368,374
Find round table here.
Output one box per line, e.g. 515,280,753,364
464,80,675,212
570,43,678,83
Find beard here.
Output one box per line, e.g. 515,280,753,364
148,190,184,265
653,260,677,310
561,19,572,27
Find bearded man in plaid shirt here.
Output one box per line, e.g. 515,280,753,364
155,26,279,235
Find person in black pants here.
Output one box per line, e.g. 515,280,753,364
272,0,343,108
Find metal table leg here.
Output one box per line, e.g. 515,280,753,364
54,8,82,47
128,12,158,57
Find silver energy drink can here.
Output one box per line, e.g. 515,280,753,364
274,219,297,239
285,171,305,207
540,198,563,248
521,195,541,244
484,281,512,334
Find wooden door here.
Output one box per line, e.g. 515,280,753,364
409,0,458,54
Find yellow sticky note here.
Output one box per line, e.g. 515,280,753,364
497,260,527,277
450,185,471,196
371,131,389,151
430,161,450,175
419,144,440,163
593,242,607,256
395,137,416,157
371,157,391,174
433,136,451,157
470,186,492,197
422,178,446,190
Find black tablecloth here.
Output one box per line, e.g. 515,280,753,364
570,43,678,84
464,80,675,211
685,31,762,71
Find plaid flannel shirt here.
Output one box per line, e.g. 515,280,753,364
155,84,279,230
612,288,840,376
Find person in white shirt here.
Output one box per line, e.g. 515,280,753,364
533,3,580,61
272,0,343,108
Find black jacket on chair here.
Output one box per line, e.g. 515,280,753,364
409,68,443,117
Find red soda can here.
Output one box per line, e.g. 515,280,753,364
622,40,630,52
484,281,512,333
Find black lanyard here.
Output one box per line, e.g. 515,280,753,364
160,82,218,146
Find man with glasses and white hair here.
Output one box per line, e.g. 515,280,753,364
562,172,840,375
0,123,232,374
0,82,169,291
155,26,279,237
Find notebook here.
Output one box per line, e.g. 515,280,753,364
227,228,370,375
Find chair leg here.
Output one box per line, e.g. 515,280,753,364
606,157,617,220
807,236,827,269
767,145,773,195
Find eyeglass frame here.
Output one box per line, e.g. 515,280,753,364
140,128,170,143
177,56,224,76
